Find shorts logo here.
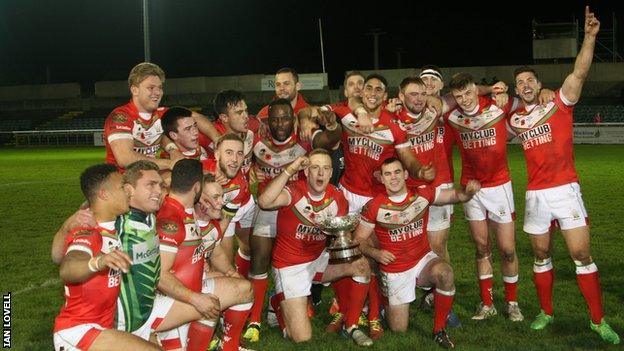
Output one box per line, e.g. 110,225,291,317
572,209,581,220
498,207,507,217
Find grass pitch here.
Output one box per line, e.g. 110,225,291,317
1,145,622,350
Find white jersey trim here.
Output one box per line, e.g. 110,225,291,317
66,244,93,256
107,133,134,143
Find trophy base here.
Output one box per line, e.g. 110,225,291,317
328,247,362,264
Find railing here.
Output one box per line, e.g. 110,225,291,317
11,129,103,147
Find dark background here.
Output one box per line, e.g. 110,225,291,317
1,0,622,90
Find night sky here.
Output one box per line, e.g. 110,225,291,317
1,0,622,90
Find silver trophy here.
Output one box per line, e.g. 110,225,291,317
316,214,362,264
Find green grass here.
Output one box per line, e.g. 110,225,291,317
1,145,623,350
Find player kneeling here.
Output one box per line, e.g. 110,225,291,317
257,150,373,346
53,164,160,351
353,158,480,349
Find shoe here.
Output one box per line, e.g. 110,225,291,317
242,323,261,343
590,318,621,344
325,312,344,333
266,306,279,328
341,327,373,347
433,329,455,349
311,283,324,306
357,312,369,327
369,319,384,340
471,302,497,320
505,302,524,322
214,339,257,351
446,309,462,328
328,297,340,315
208,338,219,351
420,288,434,312
530,310,554,330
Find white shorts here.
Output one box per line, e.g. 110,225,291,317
53,323,106,351
225,197,256,238
463,181,515,224
272,251,330,300
427,183,454,231
252,208,278,238
524,182,588,235
129,293,175,341
157,323,189,350
380,251,438,306
339,185,373,214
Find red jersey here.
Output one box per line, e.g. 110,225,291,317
197,219,224,260
329,105,410,197
252,132,313,194
445,96,515,187
201,158,251,215
272,180,348,268
394,108,452,187
508,90,578,190
157,196,204,292
438,124,456,182
104,100,168,169
360,186,435,273
198,120,255,176
54,222,121,331
256,93,309,120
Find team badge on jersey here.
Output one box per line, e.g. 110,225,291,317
160,221,178,235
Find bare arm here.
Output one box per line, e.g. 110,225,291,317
110,139,175,170
353,223,396,265
561,6,600,104
311,110,342,150
51,208,95,264
60,249,131,284
433,180,481,206
257,156,308,210
396,147,434,182
208,244,237,276
193,111,222,143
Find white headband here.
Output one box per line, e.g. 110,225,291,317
419,69,443,81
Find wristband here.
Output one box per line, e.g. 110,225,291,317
165,143,179,152
88,257,98,272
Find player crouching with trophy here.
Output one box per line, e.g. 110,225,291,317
257,149,375,347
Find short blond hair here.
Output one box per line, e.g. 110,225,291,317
128,62,165,87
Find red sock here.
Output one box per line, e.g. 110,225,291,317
478,275,494,306
332,277,351,314
503,275,518,303
248,273,269,324
344,278,369,328
186,320,216,351
533,259,554,315
433,289,455,333
221,303,252,351
235,249,251,278
270,293,286,330
575,262,604,324
368,274,381,321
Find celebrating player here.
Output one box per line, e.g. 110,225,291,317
258,151,373,346
508,7,619,344
353,158,480,349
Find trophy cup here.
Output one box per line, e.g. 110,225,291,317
316,214,362,264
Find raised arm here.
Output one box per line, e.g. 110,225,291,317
193,111,222,143
561,6,600,104
311,110,342,150
257,156,308,210
433,179,481,205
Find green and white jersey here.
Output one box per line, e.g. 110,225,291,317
114,208,160,333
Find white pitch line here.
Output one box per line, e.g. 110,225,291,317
0,178,75,187
13,278,61,295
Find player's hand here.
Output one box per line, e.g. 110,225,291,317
98,248,133,274
538,88,556,105
251,165,267,182
425,96,443,116
190,293,221,320
492,81,508,94
464,179,481,196
214,171,229,186
354,107,374,134
68,209,96,230
385,98,403,113
584,6,600,37
494,93,509,109
418,163,435,182
376,250,396,265
299,116,319,143
318,109,339,131
285,156,310,175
